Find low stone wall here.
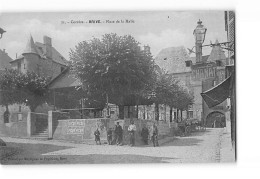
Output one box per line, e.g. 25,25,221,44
52,118,114,141
51,115,175,145
0,120,27,137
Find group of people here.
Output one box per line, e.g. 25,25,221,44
94,121,159,147
140,123,159,147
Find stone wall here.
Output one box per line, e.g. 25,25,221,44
0,104,30,124
0,104,28,137
52,117,113,141
50,113,175,145
0,120,27,137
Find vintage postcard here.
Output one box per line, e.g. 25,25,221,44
0,11,236,164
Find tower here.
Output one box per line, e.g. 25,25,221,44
22,35,41,74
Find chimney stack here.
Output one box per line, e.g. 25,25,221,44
43,36,52,59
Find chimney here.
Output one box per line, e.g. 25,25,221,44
43,36,52,59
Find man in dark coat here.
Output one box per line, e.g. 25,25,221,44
114,122,123,145
141,125,149,145
94,128,101,145
107,128,113,145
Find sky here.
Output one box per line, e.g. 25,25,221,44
0,11,227,60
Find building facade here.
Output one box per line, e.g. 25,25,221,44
10,35,67,79
0,49,12,71
155,41,228,126
1,35,68,124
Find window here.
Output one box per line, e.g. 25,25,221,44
17,61,21,72
216,60,222,66
188,111,193,119
185,60,192,67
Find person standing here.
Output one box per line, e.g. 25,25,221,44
141,125,149,145
114,122,123,145
107,128,113,145
128,120,137,146
151,123,159,147
94,128,101,145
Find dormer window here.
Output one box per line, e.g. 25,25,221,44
216,60,222,66
185,60,192,67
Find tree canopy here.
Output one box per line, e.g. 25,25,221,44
0,69,51,111
69,33,194,119
70,33,155,107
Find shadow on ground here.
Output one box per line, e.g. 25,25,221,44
159,137,203,147
0,142,73,164
189,130,211,137
1,142,177,164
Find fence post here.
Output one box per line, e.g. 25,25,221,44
48,111,53,139
27,112,31,137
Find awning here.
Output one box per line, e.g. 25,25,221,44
201,74,233,108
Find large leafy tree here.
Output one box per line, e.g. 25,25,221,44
0,69,24,112
22,71,51,111
70,33,155,119
0,69,51,112
150,70,194,121
175,87,194,121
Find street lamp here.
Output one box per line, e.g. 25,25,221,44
193,19,207,63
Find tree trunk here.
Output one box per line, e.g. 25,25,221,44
136,105,139,119
170,107,173,122
155,103,159,121
180,110,183,121
118,96,125,120
176,109,179,122
119,105,124,119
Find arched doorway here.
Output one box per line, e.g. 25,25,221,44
206,112,226,128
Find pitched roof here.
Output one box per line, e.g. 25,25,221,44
48,68,81,89
11,35,68,66
207,39,227,62
0,49,12,70
155,46,192,73
22,35,39,56
34,42,68,66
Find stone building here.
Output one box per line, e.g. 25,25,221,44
0,49,12,71
1,35,68,124
155,41,228,127
10,35,67,79
225,11,236,146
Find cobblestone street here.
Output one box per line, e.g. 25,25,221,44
0,128,235,164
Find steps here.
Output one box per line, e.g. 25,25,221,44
32,119,49,139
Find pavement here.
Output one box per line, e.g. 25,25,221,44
0,128,235,164
219,128,236,162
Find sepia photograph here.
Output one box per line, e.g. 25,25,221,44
0,10,236,165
